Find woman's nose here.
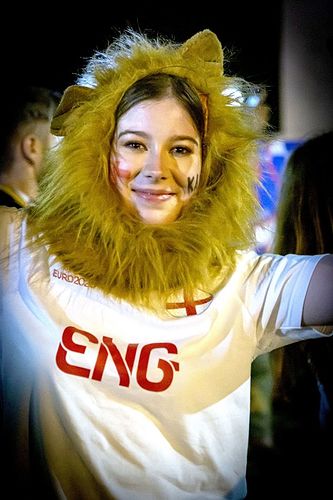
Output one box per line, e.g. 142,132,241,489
142,152,169,180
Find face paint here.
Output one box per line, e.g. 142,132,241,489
187,174,200,194
115,163,132,180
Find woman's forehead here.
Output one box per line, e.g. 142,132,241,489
116,97,200,135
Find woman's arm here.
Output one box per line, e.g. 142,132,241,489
302,254,333,328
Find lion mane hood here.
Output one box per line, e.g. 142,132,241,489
27,29,263,311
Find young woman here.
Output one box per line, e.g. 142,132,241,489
0,29,332,500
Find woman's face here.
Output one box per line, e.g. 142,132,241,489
110,96,202,224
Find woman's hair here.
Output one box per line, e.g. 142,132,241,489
115,73,206,142
274,130,333,255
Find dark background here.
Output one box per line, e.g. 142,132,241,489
1,2,283,128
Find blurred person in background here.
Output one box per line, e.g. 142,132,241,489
247,130,333,499
271,130,333,497
0,86,60,208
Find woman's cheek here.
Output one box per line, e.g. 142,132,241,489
110,156,133,184
172,169,199,193
172,160,201,194
185,172,200,195
176,176,200,203
116,164,132,180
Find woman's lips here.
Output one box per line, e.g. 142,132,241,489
132,189,175,202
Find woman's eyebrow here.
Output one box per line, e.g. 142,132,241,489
117,130,199,146
117,130,149,139
170,135,199,146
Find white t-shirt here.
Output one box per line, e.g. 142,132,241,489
0,207,327,500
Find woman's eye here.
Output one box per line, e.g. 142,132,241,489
123,141,145,150
172,146,191,155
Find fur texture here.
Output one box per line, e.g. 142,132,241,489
27,29,264,311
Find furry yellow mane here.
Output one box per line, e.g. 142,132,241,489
27,29,264,311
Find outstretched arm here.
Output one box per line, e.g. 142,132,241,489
302,254,333,328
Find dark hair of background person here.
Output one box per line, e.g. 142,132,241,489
274,130,333,255
0,86,61,172
0,86,61,208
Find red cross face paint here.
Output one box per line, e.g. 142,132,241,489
109,96,202,224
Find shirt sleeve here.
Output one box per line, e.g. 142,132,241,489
243,252,331,353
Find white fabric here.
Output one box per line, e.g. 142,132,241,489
0,207,327,499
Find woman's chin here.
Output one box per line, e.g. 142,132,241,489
135,207,181,225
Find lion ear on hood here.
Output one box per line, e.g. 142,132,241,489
180,29,223,67
51,85,94,136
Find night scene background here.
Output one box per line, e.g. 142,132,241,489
1,0,332,247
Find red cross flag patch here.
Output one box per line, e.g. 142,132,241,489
166,290,213,317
